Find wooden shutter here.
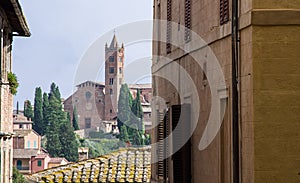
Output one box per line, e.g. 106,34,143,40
166,0,172,54
164,110,170,181
157,111,165,180
184,0,191,42
220,0,229,25
172,104,191,183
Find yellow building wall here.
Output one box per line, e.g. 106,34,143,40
252,25,300,182
253,0,300,9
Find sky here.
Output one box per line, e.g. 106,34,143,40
12,0,153,107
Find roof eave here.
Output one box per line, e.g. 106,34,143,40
10,0,31,37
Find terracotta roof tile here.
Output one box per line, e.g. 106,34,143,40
25,147,151,183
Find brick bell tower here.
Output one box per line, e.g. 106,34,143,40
104,34,124,120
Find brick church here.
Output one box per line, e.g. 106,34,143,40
64,35,152,133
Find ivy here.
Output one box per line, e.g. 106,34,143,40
7,72,19,95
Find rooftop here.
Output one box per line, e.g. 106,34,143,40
0,0,30,36
25,147,151,183
13,149,40,159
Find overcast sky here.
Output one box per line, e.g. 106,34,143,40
12,0,153,107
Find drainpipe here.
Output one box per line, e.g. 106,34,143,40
231,0,240,182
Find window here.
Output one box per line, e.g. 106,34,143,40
17,160,22,170
110,109,113,114
166,0,172,54
110,89,113,95
119,67,122,74
109,78,114,85
37,160,42,167
185,0,192,42
203,62,207,81
85,91,92,100
34,141,37,148
109,67,115,74
109,56,114,62
19,124,23,129
85,118,91,128
172,104,191,183
27,141,30,148
220,0,229,25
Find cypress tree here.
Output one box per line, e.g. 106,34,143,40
24,100,33,120
59,113,79,162
119,125,129,143
117,84,133,132
45,93,62,157
132,89,145,133
33,87,43,135
72,106,80,130
42,92,49,130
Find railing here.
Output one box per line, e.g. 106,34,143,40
17,166,29,170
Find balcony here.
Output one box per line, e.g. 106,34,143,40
17,166,29,171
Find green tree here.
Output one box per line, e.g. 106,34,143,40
44,83,79,161
45,93,62,157
50,82,61,101
59,117,79,162
131,89,145,133
13,167,27,183
119,125,129,143
24,100,33,120
33,87,43,135
72,106,80,130
42,92,49,129
117,84,133,132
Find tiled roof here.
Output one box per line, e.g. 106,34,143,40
14,149,40,159
25,147,151,183
14,130,32,137
49,158,68,164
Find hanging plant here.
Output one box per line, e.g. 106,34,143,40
7,72,19,95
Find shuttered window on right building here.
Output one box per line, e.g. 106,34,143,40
184,0,191,42
220,0,229,25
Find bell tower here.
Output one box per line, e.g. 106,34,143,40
104,34,124,120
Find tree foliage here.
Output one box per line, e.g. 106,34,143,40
8,72,19,95
59,117,79,162
13,167,27,183
42,92,49,130
24,100,33,120
72,106,80,130
33,87,43,135
117,84,146,146
42,83,78,162
117,84,133,130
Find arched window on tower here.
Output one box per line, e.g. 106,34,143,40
109,56,114,62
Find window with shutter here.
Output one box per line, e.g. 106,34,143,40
220,0,229,25
157,111,165,180
166,0,172,54
185,0,191,42
164,110,170,181
172,104,191,183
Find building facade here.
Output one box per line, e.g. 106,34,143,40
13,113,69,174
64,35,152,133
0,1,30,182
151,0,300,182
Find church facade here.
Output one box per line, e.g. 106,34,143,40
64,35,152,133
